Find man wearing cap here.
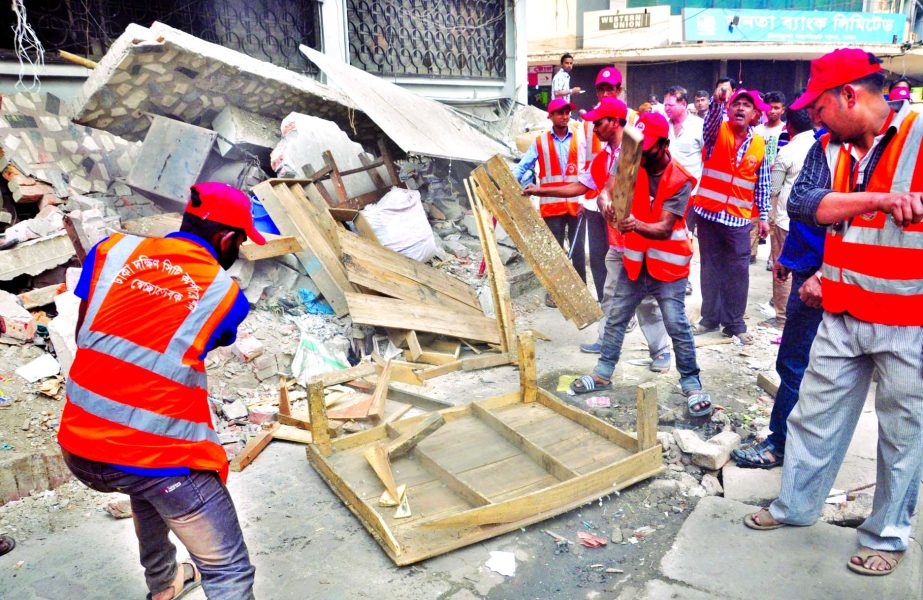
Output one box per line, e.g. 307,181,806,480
745,48,923,578
524,97,672,372
58,182,262,599
514,98,586,306
692,85,772,344
564,112,711,415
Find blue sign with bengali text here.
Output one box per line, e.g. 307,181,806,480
683,8,905,45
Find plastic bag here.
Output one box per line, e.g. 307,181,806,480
361,187,438,262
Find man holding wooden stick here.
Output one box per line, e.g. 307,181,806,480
566,112,712,417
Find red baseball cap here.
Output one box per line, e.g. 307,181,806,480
635,112,670,151
890,86,911,101
728,89,771,112
595,66,623,87
547,98,576,116
185,182,266,245
790,48,883,110
583,97,628,122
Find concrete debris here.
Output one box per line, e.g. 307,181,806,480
700,474,724,497
1,206,65,246
213,105,281,159
692,431,741,471
672,429,704,454
221,398,250,421
15,354,61,383
47,292,81,378
0,290,37,341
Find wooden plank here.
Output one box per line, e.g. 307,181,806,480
358,152,388,189
636,382,659,452
278,381,292,416
323,150,350,206
346,293,501,345
418,445,662,529
468,178,517,353
314,362,377,387
368,360,392,418
378,139,402,186
288,182,343,255
518,331,537,403
253,181,353,316
478,157,602,329
338,229,481,312
273,425,313,444
239,234,303,261
327,395,374,420
471,403,578,482
461,352,513,371
309,381,332,456
363,444,399,502
418,360,462,380
414,447,492,507
534,388,638,451
385,362,425,387
229,423,280,472
606,126,643,222
415,351,458,366
405,331,423,361
386,413,446,458
757,372,780,397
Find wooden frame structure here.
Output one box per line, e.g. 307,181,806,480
306,334,664,565
308,139,402,210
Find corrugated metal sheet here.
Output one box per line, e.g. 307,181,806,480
301,45,511,163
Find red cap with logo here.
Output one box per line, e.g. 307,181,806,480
582,97,628,122
728,89,771,112
185,182,266,245
635,112,670,151
547,98,576,116
595,66,623,87
790,48,883,110
890,86,911,101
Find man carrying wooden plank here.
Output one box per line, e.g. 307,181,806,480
514,97,586,307
523,97,670,371
565,112,713,417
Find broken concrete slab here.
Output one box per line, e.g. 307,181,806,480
0,233,75,282
71,22,378,146
660,496,921,600
212,105,281,159
302,45,510,162
692,430,741,470
0,290,37,341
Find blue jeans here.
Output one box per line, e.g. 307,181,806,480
594,267,702,393
768,271,824,449
62,449,255,599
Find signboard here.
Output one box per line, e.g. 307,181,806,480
599,12,651,31
528,65,553,87
683,8,905,45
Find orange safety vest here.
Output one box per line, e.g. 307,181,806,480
583,120,605,170
695,122,765,219
820,110,923,325
536,131,581,217
622,161,697,282
58,233,240,481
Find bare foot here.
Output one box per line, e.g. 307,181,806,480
751,508,781,527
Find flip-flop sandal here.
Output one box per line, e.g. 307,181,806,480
146,559,201,600
685,390,712,417
847,547,904,576
570,374,612,395
732,440,783,469
743,508,786,530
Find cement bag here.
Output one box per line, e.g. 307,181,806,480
291,332,350,387
361,187,437,262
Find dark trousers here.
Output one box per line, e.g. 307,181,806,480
545,212,586,282
585,210,609,300
768,271,824,449
697,217,752,335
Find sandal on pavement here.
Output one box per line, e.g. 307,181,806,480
732,439,783,469
146,559,201,600
848,547,904,576
743,508,786,531
649,352,671,373
570,374,612,395
691,321,719,335
684,390,712,417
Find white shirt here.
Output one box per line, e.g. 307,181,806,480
667,114,704,192
552,69,571,103
770,129,815,231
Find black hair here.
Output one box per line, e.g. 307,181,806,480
716,76,739,90
694,89,709,99
180,212,245,242
665,85,688,104
889,77,911,92
832,71,886,96
784,107,812,135
764,90,786,105
560,53,573,64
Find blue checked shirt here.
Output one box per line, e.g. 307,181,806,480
693,98,771,227
513,129,578,186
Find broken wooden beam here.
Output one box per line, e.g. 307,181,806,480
387,413,445,459
636,382,658,452
757,372,780,398
229,423,280,472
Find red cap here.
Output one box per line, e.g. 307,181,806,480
583,97,628,122
728,89,771,112
595,67,622,87
547,98,576,116
790,48,882,110
635,112,670,151
185,182,266,245
890,86,911,101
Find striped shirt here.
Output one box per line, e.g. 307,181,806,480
694,97,771,227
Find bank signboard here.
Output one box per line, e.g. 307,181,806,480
683,8,905,45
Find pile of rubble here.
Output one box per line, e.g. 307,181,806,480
0,21,548,500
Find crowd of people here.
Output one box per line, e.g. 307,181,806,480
522,48,922,578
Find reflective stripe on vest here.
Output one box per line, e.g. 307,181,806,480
695,123,764,219
820,109,923,325
647,247,693,266
536,131,581,217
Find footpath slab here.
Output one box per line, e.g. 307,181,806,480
660,496,921,600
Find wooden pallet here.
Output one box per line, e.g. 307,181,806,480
306,333,664,565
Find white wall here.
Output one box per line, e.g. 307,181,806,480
582,6,678,50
